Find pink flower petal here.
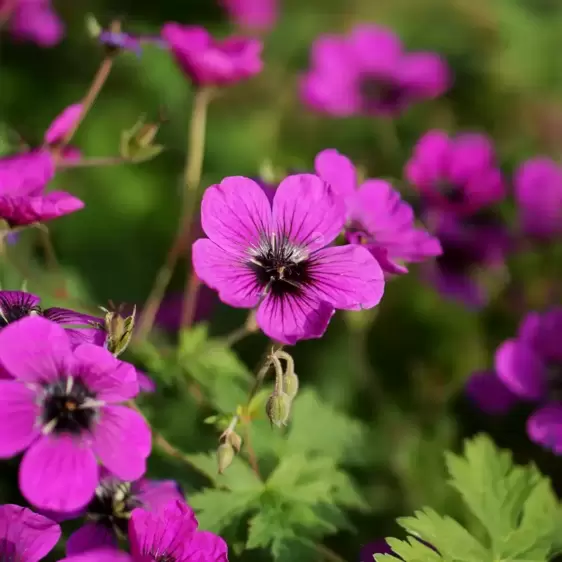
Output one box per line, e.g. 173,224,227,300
527,405,562,454
72,345,139,403
307,245,385,310
59,549,133,562
314,149,357,204
0,316,73,383
192,239,261,308
199,176,272,255
256,292,334,345
0,381,40,458
20,435,99,511
92,405,151,481
67,522,117,556
272,174,346,252
44,104,83,145
0,504,61,562
348,24,402,74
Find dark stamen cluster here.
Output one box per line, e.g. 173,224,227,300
87,480,142,537
0,294,41,327
358,75,403,109
248,236,312,298
41,378,98,435
436,180,465,203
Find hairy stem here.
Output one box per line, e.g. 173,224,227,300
136,87,212,341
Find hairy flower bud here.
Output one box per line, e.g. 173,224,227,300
120,117,164,163
283,371,299,401
99,303,136,357
266,391,291,428
217,442,235,474
226,431,242,453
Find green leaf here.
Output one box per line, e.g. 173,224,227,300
397,508,488,561
189,488,262,533
385,537,443,562
178,325,252,412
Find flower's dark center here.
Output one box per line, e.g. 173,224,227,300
0,294,41,327
436,238,480,275
547,362,562,402
0,538,17,561
87,480,142,537
248,235,312,298
436,180,465,203
41,377,98,435
358,75,403,109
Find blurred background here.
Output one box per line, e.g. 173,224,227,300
1,0,562,560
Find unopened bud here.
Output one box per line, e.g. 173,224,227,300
120,117,164,163
85,14,102,38
217,442,235,474
283,371,299,401
266,391,291,428
100,304,136,357
227,431,242,453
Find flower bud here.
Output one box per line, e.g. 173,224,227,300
100,303,136,357
283,371,299,401
120,117,164,163
227,431,242,453
266,391,291,428
217,442,235,474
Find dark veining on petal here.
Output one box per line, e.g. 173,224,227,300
41,377,98,434
0,292,42,327
0,538,18,561
248,234,312,298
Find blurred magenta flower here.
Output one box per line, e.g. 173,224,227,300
43,103,82,162
406,131,505,215
1,0,64,46
153,288,217,333
0,151,83,227
360,539,393,560
465,370,518,415
426,211,510,308
315,149,441,275
66,471,184,555
0,504,61,561
161,23,263,87
300,24,450,117
515,157,562,240
0,316,151,512
496,309,562,453
220,0,278,32
192,174,384,344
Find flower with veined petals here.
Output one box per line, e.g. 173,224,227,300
495,308,562,454
192,174,384,345
426,210,510,308
315,149,441,275
0,291,105,355
300,24,450,117
63,470,184,555
0,504,61,561
405,130,505,215
161,23,263,86
514,157,562,240
0,316,151,511
220,0,278,32
59,500,228,562
1,0,64,46
0,151,83,227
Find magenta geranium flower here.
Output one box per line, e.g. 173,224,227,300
60,500,228,562
220,0,278,32
315,149,441,275
300,24,450,117
2,0,64,46
465,370,518,415
495,309,562,453
0,290,105,352
192,174,385,344
0,151,83,227
0,504,61,561
66,471,184,555
405,131,505,215
161,23,263,87
0,316,151,511
514,157,562,240
426,210,510,308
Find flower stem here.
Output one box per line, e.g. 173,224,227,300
56,156,128,169
53,55,114,161
136,87,212,341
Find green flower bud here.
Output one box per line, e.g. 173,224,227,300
266,391,292,428
283,371,299,401
217,443,235,474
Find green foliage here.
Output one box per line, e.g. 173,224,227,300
376,435,562,562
